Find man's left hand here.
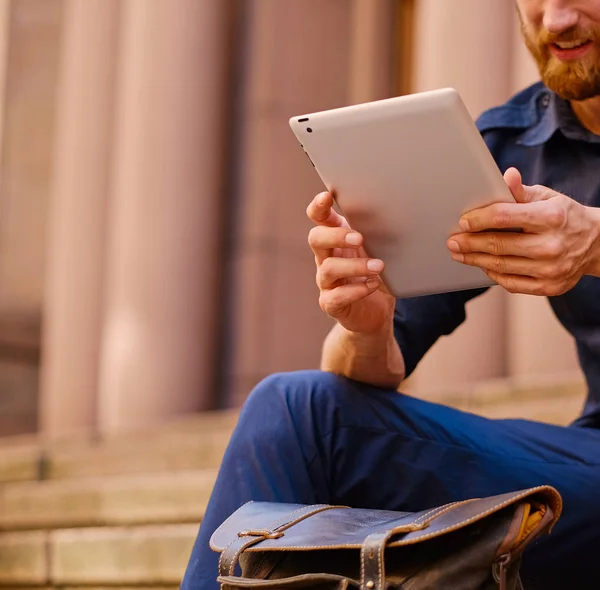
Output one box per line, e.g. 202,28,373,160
447,168,600,296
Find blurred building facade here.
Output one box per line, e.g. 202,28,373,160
0,0,583,440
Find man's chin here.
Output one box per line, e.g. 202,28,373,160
540,56,600,101
544,77,600,101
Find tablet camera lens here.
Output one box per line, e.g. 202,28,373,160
307,127,313,133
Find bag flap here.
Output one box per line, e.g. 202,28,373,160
210,486,561,553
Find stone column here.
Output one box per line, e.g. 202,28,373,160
0,0,10,144
406,0,514,395
39,0,119,439
349,0,394,104
97,0,229,433
224,0,354,406
506,15,582,381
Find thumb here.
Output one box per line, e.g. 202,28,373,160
503,167,552,203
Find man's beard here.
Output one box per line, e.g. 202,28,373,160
522,23,600,101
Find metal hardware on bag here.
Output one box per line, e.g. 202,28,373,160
366,581,374,589
238,529,284,539
493,553,511,590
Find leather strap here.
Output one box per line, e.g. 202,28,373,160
219,535,266,577
360,531,388,590
360,521,430,590
219,504,339,577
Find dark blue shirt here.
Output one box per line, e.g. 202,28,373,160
393,81,600,428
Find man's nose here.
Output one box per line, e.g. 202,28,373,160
543,1,580,34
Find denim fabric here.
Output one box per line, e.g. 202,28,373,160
181,371,600,590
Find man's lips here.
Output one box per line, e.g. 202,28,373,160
549,40,593,60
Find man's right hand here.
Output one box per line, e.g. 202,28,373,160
307,191,396,335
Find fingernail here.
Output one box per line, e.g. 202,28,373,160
451,252,464,263
365,278,379,289
447,240,460,253
459,219,470,231
319,194,329,206
367,259,384,272
345,232,362,246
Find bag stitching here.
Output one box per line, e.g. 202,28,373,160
236,487,560,551
269,504,330,532
219,537,237,575
377,533,383,590
218,504,345,576
211,500,255,551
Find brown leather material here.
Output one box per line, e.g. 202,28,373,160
360,520,431,590
212,486,562,590
218,504,348,577
218,573,358,588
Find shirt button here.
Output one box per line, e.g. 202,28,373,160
541,94,550,108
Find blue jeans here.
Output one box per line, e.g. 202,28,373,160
181,370,600,589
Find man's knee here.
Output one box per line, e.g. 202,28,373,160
244,370,353,416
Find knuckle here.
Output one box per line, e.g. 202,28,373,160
318,292,327,312
491,207,512,227
486,235,503,256
319,258,335,280
490,256,506,274
315,266,323,289
502,277,518,294
540,263,559,280
543,236,564,258
544,282,565,297
307,226,319,247
530,282,546,296
323,292,345,315
544,202,567,228
554,260,571,279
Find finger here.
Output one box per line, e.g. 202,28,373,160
459,201,557,233
319,279,382,316
504,167,526,202
451,252,545,277
318,257,384,290
504,167,555,204
485,271,550,296
309,226,363,263
447,231,550,259
306,192,347,227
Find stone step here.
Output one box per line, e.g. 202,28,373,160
472,391,584,425
0,444,42,484
0,470,215,531
0,524,196,585
0,531,46,585
0,410,238,483
51,524,197,586
0,378,587,484
45,427,232,480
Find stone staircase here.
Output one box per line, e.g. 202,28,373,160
0,377,586,588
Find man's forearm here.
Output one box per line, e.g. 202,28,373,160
320,322,406,389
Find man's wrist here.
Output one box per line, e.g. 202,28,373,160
338,322,395,356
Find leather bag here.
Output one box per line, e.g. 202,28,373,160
210,486,562,589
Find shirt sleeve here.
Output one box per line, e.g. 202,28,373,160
393,288,488,378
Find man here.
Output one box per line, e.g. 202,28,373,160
182,1,600,588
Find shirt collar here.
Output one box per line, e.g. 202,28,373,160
519,89,600,147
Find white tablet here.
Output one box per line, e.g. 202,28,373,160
289,88,515,298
